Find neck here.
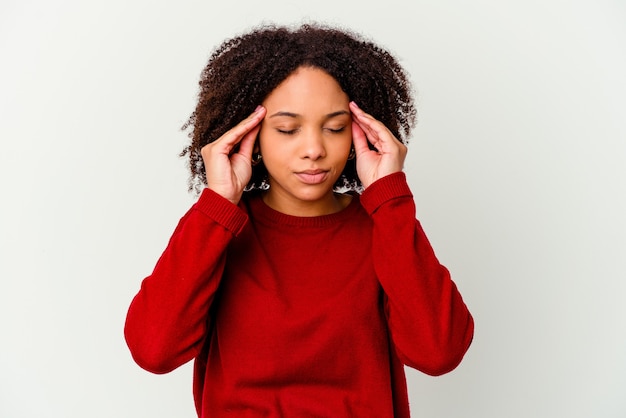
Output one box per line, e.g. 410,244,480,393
262,191,351,217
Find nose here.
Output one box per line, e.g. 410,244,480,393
300,129,326,160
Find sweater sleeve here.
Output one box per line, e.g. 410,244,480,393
360,172,474,376
124,188,248,374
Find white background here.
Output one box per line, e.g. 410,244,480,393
1,0,625,417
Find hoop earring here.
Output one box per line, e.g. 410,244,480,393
251,153,263,166
347,148,356,160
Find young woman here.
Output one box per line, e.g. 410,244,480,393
125,23,474,417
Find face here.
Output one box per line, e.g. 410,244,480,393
258,66,353,216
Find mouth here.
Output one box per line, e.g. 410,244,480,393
294,169,330,185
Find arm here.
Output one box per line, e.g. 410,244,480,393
361,173,474,376
124,189,248,374
350,102,473,375
125,106,265,373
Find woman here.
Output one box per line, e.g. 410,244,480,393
125,23,474,417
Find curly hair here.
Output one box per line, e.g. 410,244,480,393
181,22,416,193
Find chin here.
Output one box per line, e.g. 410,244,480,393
291,183,337,199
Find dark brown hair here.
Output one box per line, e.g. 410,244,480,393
182,22,416,193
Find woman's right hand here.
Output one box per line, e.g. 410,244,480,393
201,106,266,205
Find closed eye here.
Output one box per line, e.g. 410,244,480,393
277,128,299,135
276,127,345,135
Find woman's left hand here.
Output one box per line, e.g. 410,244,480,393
350,101,408,189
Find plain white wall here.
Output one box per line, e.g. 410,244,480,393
1,0,625,417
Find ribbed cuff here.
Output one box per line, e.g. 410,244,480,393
360,172,413,215
194,188,249,236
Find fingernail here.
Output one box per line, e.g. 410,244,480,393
254,105,263,113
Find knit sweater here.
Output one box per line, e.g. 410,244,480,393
125,172,474,417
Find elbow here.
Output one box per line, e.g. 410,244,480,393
398,315,475,376
127,347,179,375
124,329,178,375
124,317,189,375
399,344,470,377
123,303,206,375
414,340,472,376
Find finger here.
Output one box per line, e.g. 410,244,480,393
352,115,383,153
349,101,378,127
212,106,266,153
351,120,371,155
350,102,382,147
350,102,402,152
236,123,260,162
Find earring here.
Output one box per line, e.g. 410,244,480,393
251,153,263,166
347,148,356,160
259,177,270,190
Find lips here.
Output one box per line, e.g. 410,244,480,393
294,169,329,185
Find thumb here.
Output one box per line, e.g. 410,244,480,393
351,121,370,155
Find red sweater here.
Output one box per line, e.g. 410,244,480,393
125,173,473,417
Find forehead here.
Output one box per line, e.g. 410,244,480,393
262,67,349,113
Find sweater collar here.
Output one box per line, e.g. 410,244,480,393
245,193,362,228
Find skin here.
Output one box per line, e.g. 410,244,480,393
201,66,408,216
258,67,352,216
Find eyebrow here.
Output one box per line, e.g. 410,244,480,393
268,110,350,119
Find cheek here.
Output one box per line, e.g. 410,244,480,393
332,133,353,158
257,128,279,158
257,131,288,169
